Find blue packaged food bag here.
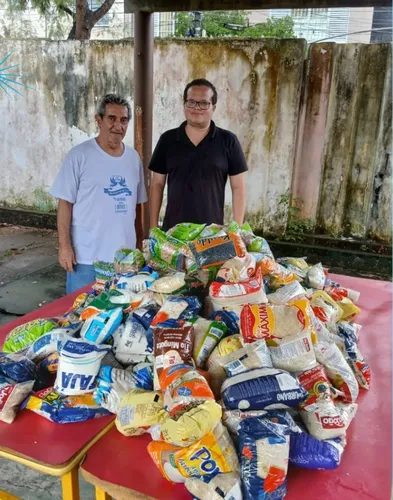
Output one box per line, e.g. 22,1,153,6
208,310,239,335
0,352,37,383
239,416,290,500
80,308,123,344
133,305,160,330
221,368,308,411
289,430,344,470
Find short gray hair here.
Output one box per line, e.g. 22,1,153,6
96,94,131,120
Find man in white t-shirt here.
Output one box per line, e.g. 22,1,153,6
51,94,147,294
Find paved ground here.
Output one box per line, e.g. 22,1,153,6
0,225,95,499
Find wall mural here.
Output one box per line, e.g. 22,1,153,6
0,52,29,97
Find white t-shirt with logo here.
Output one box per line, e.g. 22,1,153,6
51,138,148,265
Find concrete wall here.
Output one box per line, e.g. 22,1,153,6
0,38,391,242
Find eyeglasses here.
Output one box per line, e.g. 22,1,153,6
185,99,212,110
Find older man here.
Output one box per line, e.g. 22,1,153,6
149,78,248,231
51,94,147,294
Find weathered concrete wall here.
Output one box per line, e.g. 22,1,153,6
0,38,391,241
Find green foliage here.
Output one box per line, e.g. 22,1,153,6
279,194,314,241
174,11,295,39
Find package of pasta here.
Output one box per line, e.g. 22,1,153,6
160,400,222,447
310,291,343,325
210,268,267,308
159,364,215,415
24,387,111,423
239,415,290,500
189,233,246,270
148,422,239,482
115,389,167,437
314,341,359,403
192,317,227,368
166,223,206,242
218,340,273,377
185,473,243,500
240,299,312,343
114,248,145,274
336,322,371,389
148,228,188,271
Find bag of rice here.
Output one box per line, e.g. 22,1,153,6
26,325,81,362
240,299,312,343
221,368,308,411
268,330,317,373
210,268,267,308
148,422,239,482
267,281,306,305
218,340,273,377
306,263,326,289
310,291,343,325
300,402,357,441
185,472,242,500
222,408,268,435
3,319,57,353
24,387,110,423
159,364,215,416
151,296,201,327
112,316,151,365
189,234,246,270
160,400,222,447
207,335,244,377
54,338,111,396
149,273,186,294
80,307,123,344
239,416,290,500
216,254,256,283
115,389,167,437
115,267,159,294
324,286,360,303
289,429,345,470
192,318,227,368
314,341,359,403
0,376,34,423
209,311,240,335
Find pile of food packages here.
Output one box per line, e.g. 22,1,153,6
0,222,370,500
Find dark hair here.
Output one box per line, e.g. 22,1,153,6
183,79,218,105
96,94,131,120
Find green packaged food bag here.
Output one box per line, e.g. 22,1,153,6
148,228,187,271
167,223,206,242
114,248,145,274
3,319,57,353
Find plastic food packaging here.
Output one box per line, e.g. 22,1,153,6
80,308,123,344
267,281,306,305
218,340,273,377
0,353,38,383
307,263,326,289
94,260,116,291
151,296,201,327
154,325,194,389
115,389,167,437
148,228,187,271
239,416,290,500
199,224,225,239
166,223,206,242
207,335,244,377
289,429,345,470
185,472,243,500
216,254,256,283
54,338,111,396
0,376,34,424
241,299,312,343
297,364,335,412
336,298,361,322
3,319,57,353
160,400,222,447
26,325,81,362
257,257,297,291
114,248,145,274
222,408,268,435
192,318,227,368
210,268,267,308
189,234,246,270
149,273,186,294
115,267,159,294
221,368,308,411
300,402,357,441
310,291,343,325
159,364,215,416
268,330,316,373
148,422,239,482
112,316,151,365
24,387,110,423
132,304,160,330
240,223,274,259
324,286,360,303
336,322,371,389
314,341,359,403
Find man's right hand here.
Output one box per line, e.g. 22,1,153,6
59,244,76,273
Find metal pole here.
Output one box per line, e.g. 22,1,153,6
134,10,153,238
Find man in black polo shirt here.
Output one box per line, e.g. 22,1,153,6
148,78,248,231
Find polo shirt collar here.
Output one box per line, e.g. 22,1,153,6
176,120,217,142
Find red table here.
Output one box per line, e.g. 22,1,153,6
80,274,392,500
0,286,115,500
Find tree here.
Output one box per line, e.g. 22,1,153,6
175,11,295,39
8,0,116,40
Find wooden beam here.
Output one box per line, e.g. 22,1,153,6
124,0,391,13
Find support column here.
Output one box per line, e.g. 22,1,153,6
134,10,153,237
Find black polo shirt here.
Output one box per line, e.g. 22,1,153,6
148,121,248,231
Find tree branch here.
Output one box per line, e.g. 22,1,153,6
90,0,115,24
58,5,75,19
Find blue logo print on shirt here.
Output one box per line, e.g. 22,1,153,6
104,176,132,197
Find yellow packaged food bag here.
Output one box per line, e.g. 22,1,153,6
310,291,343,324
160,400,222,447
337,298,361,321
148,422,239,483
115,389,167,437
207,335,244,397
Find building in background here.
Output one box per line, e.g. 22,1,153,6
370,7,393,42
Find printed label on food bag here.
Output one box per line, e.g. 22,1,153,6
0,385,13,410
